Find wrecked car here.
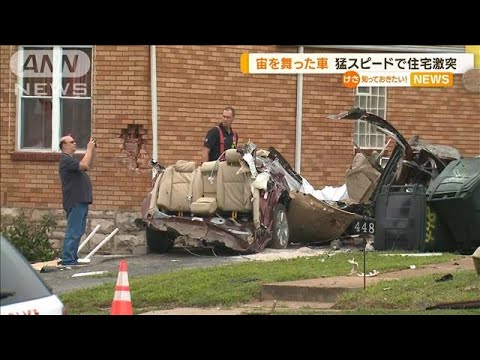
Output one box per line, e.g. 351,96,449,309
329,108,479,254
242,108,465,249
137,143,297,253
138,108,477,254
328,108,462,212
137,136,381,254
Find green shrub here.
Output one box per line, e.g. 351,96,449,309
1,212,57,262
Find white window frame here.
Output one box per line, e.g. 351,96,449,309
16,45,93,152
354,86,387,150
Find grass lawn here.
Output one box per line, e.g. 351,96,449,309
59,251,475,315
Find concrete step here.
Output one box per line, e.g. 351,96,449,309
262,276,370,302
261,256,476,303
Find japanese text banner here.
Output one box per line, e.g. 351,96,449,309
240,53,474,74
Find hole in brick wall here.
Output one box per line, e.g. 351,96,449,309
119,124,149,173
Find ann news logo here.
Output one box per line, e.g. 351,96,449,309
10,49,91,96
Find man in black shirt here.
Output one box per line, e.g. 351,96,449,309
202,106,238,162
58,135,97,266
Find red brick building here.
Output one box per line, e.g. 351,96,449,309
1,45,478,253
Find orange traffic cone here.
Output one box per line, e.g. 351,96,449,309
110,259,133,315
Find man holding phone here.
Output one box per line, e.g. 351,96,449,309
58,135,97,267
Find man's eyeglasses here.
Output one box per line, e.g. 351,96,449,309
67,141,76,144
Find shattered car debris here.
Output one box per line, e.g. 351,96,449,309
330,108,478,253
287,191,356,244
328,108,461,203
138,144,295,253
138,108,468,254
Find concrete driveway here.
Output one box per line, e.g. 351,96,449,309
39,245,331,295
39,248,244,294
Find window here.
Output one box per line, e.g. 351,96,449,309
16,46,92,151
354,86,386,149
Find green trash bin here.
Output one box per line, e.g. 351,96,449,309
426,157,480,254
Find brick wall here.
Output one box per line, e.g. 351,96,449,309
301,75,356,186
92,45,152,211
0,46,15,207
1,45,479,213
387,79,480,158
154,45,298,165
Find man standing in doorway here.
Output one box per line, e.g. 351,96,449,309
202,106,238,162
58,135,97,266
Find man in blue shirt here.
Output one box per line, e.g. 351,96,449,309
58,135,97,266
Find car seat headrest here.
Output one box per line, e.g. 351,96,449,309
225,149,241,164
174,160,196,172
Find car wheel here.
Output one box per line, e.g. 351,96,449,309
146,227,173,253
270,203,289,249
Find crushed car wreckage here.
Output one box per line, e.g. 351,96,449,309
137,108,477,254
327,108,479,254
138,143,296,253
